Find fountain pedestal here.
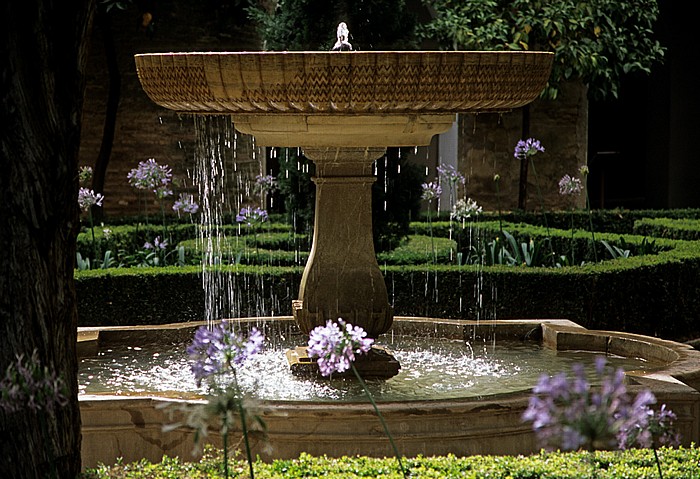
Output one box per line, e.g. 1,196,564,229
292,147,392,338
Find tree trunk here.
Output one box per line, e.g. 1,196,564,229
91,6,121,224
0,1,94,478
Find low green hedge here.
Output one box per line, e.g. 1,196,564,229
76,222,293,266
80,446,700,479
75,265,300,326
424,207,700,235
634,217,700,241
75,223,700,340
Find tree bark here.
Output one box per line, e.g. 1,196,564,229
91,6,121,224
0,1,94,477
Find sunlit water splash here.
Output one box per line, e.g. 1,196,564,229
79,333,659,402
193,115,237,326
192,117,297,332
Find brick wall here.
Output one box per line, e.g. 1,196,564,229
78,1,262,219
459,80,588,212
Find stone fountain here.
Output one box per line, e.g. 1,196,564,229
76,30,700,470
134,32,553,375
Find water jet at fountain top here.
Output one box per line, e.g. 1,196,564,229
134,23,553,341
332,22,352,51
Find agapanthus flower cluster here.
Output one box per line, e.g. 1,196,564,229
127,158,173,199
437,164,465,186
144,236,168,250
307,319,374,376
186,321,264,387
79,165,93,185
522,356,679,451
421,181,442,202
617,397,680,449
514,138,545,160
236,206,268,226
78,187,104,212
558,174,583,196
451,197,482,222
172,193,199,214
255,174,278,194
0,349,68,414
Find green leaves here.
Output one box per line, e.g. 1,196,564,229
420,0,666,100
81,446,700,478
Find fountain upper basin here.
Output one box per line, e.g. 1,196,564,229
134,51,553,146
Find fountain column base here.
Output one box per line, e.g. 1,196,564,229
293,147,393,338
286,345,401,379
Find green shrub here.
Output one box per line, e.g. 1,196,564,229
75,214,700,340
80,445,700,478
634,217,700,241
377,235,456,265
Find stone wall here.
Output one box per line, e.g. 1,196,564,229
459,80,588,212
78,2,262,219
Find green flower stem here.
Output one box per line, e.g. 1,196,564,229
89,210,96,268
653,447,664,479
350,363,408,479
232,370,255,479
529,159,554,261
427,206,436,264
160,201,169,250
495,178,503,235
584,179,598,263
222,418,229,479
529,159,550,236
569,208,575,265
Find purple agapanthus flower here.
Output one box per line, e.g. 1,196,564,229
127,158,173,198
451,198,482,222
144,236,168,250
236,206,268,226
307,319,374,376
522,356,680,451
187,321,264,387
558,174,583,196
0,349,68,414
173,193,199,215
78,187,104,212
255,174,278,194
514,138,545,160
437,164,465,186
421,181,442,202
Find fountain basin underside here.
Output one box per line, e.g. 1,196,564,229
134,51,554,147
78,318,700,469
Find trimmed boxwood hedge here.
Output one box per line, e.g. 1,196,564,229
445,207,700,235
634,217,700,241
80,445,700,479
75,220,700,341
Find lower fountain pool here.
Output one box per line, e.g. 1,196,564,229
79,333,658,402
77,317,700,469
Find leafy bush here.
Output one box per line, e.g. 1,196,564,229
80,445,700,479
634,217,700,241
75,213,700,340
